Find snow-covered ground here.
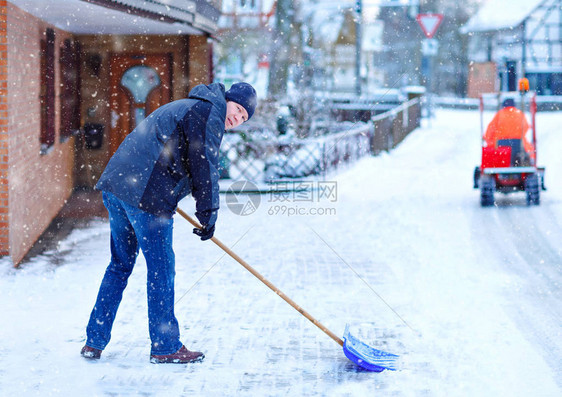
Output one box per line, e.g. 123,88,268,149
1,108,561,396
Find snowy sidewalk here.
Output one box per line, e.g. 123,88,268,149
2,109,562,396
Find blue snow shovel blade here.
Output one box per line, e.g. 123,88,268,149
342,324,399,372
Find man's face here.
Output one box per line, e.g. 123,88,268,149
225,101,249,130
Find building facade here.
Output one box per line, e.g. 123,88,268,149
462,0,562,97
2,0,220,265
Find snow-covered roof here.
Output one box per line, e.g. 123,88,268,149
362,21,383,52
302,0,393,47
461,0,544,33
307,7,346,46
9,0,219,35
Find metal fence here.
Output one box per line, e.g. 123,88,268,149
371,97,422,154
219,123,372,183
219,97,422,184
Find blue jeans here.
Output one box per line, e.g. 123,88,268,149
86,192,183,355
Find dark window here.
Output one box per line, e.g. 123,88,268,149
40,28,56,153
240,0,256,8
525,72,562,95
549,73,562,95
506,61,517,92
525,73,546,95
59,39,81,142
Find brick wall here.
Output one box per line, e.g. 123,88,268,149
0,1,7,256
6,4,74,264
188,35,212,92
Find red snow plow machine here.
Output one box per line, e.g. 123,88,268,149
473,78,546,206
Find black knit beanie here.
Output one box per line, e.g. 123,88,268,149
225,82,257,120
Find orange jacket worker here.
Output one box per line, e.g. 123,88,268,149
483,98,535,160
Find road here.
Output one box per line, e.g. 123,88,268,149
1,108,561,396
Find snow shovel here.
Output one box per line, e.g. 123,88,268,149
177,208,398,372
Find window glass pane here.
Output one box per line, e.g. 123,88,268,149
40,28,56,152
551,73,562,95
135,108,146,125
120,65,160,103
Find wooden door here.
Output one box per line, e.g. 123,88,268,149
109,54,172,155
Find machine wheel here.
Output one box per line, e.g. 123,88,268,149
525,173,540,205
480,175,495,207
473,166,481,189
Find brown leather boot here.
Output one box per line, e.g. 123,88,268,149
150,345,204,364
80,345,102,359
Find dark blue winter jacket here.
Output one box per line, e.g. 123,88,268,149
96,83,226,226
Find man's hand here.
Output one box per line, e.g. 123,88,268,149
193,224,215,241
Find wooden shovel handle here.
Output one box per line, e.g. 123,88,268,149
177,207,344,347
